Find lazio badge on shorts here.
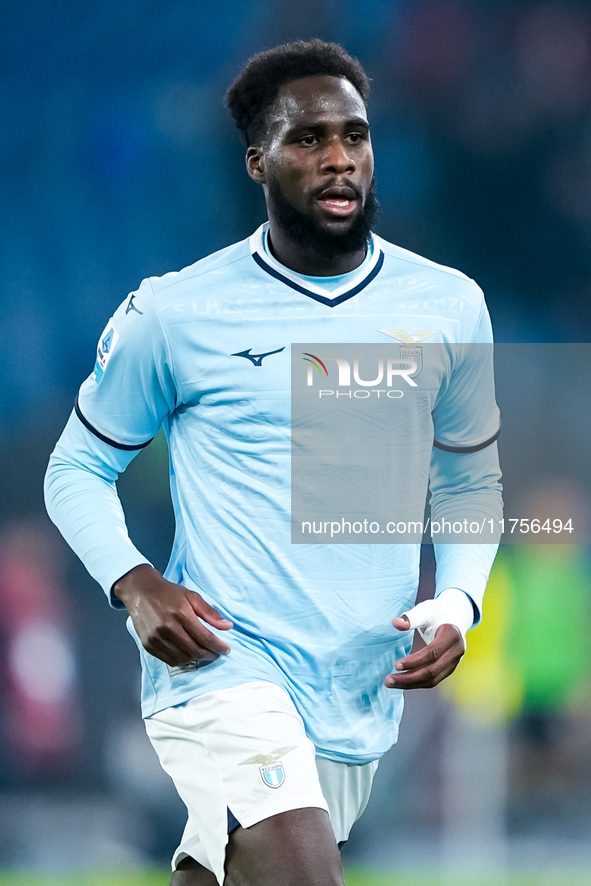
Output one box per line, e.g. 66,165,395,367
239,746,296,789
260,762,285,788
93,320,119,384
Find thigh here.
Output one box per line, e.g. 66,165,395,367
170,809,344,886
170,856,218,886
224,807,344,886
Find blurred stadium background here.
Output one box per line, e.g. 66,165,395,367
1,0,591,883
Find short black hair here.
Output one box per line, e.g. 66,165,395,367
226,39,370,147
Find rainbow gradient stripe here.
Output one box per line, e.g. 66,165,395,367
302,353,329,377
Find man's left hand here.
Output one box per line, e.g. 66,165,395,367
385,617,465,690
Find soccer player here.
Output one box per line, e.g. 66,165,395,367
45,41,502,886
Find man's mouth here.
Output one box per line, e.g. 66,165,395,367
316,187,360,218
317,197,358,217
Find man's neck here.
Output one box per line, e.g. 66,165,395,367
266,224,367,277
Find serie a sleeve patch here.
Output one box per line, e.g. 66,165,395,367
93,320,120,384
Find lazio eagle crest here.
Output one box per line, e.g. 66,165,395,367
239,746,296,790
376,329,439,344
377,329,440,379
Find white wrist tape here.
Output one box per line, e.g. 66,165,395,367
400,588,474,645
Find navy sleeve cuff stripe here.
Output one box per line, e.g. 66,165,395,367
433,426,500,454
75,399,153,451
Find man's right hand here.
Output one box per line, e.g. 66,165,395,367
113,564,232,667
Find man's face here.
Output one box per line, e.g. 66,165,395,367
251,75,376,258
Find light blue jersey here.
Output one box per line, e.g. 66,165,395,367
45,224,501,763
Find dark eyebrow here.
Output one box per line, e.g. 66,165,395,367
285,116,370,137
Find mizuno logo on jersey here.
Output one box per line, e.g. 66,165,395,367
232,347,285,367
125,293,143,315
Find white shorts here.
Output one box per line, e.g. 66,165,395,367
145,681,378,885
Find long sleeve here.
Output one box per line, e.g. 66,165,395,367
44,277,177,607
429,297,502,624
430,442,503,624
44,410,152,607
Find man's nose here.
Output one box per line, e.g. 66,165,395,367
321,138,355,175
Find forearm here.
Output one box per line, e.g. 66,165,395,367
430,443,502,623
434,544,497,625
44,411,151,606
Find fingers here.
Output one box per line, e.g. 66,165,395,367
396,623,463,670
385,624,464,690
392,615,411,631
183,592,232,655
180,613,232,658
137,590,233,666
142,632,205,668
186,591,233,630
141,614,226,666
393,600,440,645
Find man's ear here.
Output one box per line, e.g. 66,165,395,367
246,146,266,184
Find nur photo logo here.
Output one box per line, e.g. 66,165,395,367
302,351,418,397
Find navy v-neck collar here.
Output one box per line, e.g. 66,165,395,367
249,223,384,308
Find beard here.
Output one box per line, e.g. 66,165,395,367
267,177,379,263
